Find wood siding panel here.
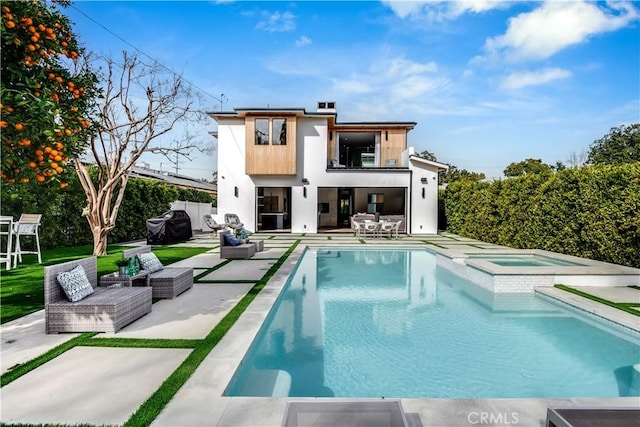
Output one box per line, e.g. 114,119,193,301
245,116,297,175
381,129,406,167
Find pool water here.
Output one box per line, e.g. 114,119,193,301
225,248,640,399
468,254,584,267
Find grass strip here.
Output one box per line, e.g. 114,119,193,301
1,333,96,387
193,259,232,281
80,338,201,349
629,285,640,291
124,240,300,427
359,239,366,244
423,240,447,249
196,280,257,284
327,236,332,240
554,285,640,317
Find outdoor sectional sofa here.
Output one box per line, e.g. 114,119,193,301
44,256,152,333
219,230,256,259
122,245,193,299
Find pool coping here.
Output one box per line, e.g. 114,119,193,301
160,243,640,425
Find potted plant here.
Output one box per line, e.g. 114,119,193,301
115,258,130,276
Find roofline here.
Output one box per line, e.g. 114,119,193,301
207,107,415,128
409,155,449,170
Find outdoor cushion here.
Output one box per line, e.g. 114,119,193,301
223,233,242,246
137,252,164,273
57,265,94,302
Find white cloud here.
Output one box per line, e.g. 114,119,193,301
256,11,296,32
332,56,447,107
501,68,572,90
382,0,510,21
484,1,639,61
295,35,312,47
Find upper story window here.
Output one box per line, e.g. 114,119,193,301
272,118,287,145
254,118,287,146
255,119,269,145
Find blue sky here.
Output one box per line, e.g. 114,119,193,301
65,1,640,181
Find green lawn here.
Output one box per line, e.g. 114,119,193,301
0,245,212,324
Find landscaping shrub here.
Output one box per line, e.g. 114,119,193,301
443,163,640,268
1,171,216,249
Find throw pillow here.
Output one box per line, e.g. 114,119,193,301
223,233,241,246
57,265,94,302
137,252,164,273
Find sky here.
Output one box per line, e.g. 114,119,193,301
63,0,640,181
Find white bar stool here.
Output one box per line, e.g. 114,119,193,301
12,213,42,267
0,216,14,270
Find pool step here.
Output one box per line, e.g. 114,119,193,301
282,399,412,427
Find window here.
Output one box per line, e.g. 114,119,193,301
255,119,269,145
254,118,287,145
272,118,287,145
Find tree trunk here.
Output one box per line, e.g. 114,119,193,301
91,225,109,256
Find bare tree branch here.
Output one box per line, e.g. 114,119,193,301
75,51,208,255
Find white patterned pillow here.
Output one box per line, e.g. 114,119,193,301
137,252,164,273
57,265,94,302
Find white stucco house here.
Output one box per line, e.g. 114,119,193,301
209,101,447,234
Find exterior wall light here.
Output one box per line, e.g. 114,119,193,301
302,178,309,184
234,186,239,197
303,187,307,198
421,177,428,184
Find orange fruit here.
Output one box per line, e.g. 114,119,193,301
36,175,45,182
44,146,52,153
28,161,36,168
0,121,7,128
55,167,63,174
64,129,71,135
5,21,15,29
14,123,23,131
60,182,68,189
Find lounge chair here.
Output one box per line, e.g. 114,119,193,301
45,256,152,333
391,220,403,238
224,213,244,230
123,245,193,299
204,214,225,236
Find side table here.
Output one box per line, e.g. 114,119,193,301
99,270,151,288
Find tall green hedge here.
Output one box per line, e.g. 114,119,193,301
443,163,640,268
1,171,216,249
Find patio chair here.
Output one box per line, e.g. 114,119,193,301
391,220,403,239
351,217,364,238
379,221,395,238
224,213,244,230
123,245,193,299
45,256,152,333
203,214,225,236
12,213,42,267
362,221,380,239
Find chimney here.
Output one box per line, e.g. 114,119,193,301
317,101,337,113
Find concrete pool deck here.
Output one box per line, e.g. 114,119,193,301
1,232,639,426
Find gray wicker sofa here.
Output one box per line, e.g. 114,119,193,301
44,257,152,333
122,245,193,299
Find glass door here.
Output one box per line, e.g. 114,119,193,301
338,188,353,227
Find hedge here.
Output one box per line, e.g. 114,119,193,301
443,163,640,268
1,169,216,249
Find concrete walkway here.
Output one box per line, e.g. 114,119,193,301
1,232,638,426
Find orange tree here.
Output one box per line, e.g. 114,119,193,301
1,0,98,187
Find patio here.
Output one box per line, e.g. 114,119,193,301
1,232,638,426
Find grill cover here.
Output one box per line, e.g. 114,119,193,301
146,210,192,244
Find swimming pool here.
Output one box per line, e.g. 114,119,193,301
225,248,640,399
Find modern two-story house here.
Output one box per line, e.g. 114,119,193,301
209,102,447,234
